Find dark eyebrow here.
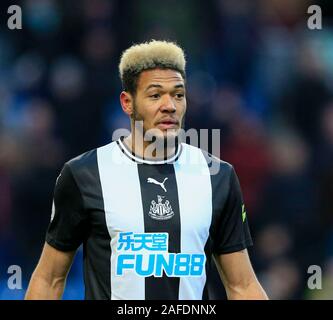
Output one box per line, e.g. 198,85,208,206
144,83,185,92
144,84,163,92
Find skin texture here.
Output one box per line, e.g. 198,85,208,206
215,250,268,299
25,243,75,299
120,68,187,160
25,68,268,300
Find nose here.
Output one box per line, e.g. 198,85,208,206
160,94,176,112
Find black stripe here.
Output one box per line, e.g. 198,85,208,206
137,163,181,300
69,149,111,300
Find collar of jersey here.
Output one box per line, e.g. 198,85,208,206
116,137,182,165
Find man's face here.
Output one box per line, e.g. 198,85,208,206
131,68,186,142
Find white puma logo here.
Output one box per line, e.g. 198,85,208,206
147,177,168,192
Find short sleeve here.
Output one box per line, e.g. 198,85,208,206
212,167,253,254
46,163,88,251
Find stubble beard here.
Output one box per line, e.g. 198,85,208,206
131,101,185,156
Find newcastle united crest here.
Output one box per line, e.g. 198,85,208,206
148,195,174,220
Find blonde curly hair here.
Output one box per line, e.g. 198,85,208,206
119,40,186,95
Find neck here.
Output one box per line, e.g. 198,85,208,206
123,133,177,161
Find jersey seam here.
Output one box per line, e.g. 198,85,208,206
46,235,79,252
214,238,253,255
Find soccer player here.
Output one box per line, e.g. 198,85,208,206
25,40,268,300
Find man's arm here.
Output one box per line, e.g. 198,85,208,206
214,249,268,300
25,243,76,300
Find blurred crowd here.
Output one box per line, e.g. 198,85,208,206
0,0,333,299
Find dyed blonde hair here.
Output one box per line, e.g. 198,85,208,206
119,40,186,94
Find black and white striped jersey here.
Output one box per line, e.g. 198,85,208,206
46,137,253,300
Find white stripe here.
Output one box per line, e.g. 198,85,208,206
174,144,212,299
97,141,145,300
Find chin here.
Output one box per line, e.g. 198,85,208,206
162,129,180,140
145,128,179,145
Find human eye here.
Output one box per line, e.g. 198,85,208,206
149,93,160,99
175,92,185,99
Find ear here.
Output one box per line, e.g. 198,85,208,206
120,91,134,116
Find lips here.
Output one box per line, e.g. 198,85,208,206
156,118,179,126
155,118,179,130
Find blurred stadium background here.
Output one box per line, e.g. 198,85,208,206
1,0,333,299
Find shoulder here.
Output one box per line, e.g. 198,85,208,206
67,148,98,165
65,141,117,174
180,143,234,176
65,148,98,175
